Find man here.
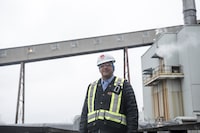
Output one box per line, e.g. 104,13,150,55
80,54,138,133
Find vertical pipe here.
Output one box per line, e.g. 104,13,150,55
162,80,169,120
157,86,160,118
182,0,197,25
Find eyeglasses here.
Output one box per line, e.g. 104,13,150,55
99,63,112,68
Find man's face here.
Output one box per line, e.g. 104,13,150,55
99,62,113,80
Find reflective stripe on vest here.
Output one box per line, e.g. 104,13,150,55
87,77,126,125
88,80,98,113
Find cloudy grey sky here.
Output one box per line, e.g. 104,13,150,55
0,0,199,124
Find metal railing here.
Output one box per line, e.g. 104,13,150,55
143,65,184,86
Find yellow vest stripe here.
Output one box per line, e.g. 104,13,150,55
88,110,127,125
110,77,124,113
88,80,98,112
116,78,124,113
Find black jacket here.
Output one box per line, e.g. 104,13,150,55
80,76,138,133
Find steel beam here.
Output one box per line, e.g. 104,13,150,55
0,25,182,66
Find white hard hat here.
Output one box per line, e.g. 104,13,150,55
97,54,115,66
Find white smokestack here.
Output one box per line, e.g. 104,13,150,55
182,0,197,25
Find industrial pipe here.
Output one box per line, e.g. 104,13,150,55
182,0,197,25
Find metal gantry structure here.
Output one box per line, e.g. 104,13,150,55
2,0,197,124
0,25,182,124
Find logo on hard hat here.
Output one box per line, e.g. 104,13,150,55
100,54,105,59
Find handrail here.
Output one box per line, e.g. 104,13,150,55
143,65,184,85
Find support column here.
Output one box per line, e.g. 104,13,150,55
123,48,130,82
15,62,25,124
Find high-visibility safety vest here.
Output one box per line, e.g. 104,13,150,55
87,77,127,125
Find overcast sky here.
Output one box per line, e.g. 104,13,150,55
0,0,200,124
